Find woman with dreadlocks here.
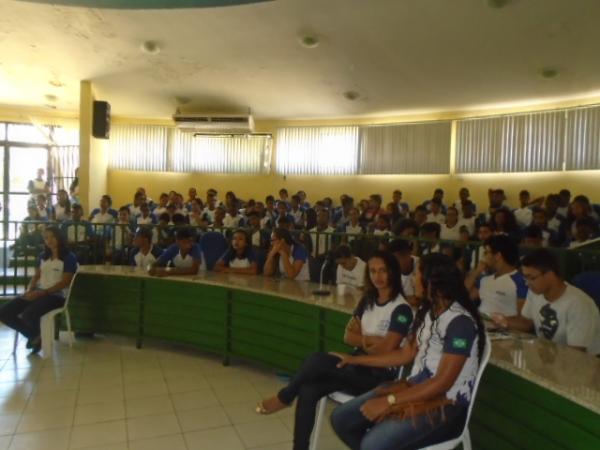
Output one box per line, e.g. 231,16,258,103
330,253,486,450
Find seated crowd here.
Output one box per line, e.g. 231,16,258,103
3,185,599,450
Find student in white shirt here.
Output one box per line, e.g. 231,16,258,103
149,227,203,277
53,189,71,222
454,187,476,215
214,229,259,275
0,226,77,353
334,244,366,289
35,194,53,220
223,204,245,229
465,234,528,317
130,227,163,269
513,190,534,228
128,192,145,219
330,254,486,450
440,206,461,241
388,239,419,307
419,222,441,255
338,207,364,237
136,202,156,226
426,199,446,225
458,201,476,237
257,251,412,450
391,190,410,217
263,228,309,281
309,209,335,258
492,249,600,355
89,195,117,230
152,193,169,220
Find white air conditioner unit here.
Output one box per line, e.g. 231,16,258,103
173,113,255,134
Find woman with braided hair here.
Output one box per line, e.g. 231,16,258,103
330,253,486,450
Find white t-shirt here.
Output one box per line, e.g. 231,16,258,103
336,257,366,288
440,223,461,241
401,256,419,298
355,293,412,338
278,244,309,281
309,226,335,257
522,283,600,355
132,245,163,268
426,212,446,225
53,204,70,222
223,214,243,229
514,207,533,228
409,303,479,406
38,252,78,297
478,270,528,317
458,217,475,236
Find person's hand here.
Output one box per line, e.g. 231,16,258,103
329,352,354,368
476,260,488,273
278,241,291,257
360,397,389,422
491,313,508,329
268,240,282,257
23,290,45,301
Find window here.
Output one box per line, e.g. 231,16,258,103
359,122,451,174
275,126,359,175
455,111,565,173
108,124,168,171
172,132,271,174
565,105,600,170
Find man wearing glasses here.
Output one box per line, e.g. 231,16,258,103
491,249,600,355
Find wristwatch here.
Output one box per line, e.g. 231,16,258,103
386,394,396,405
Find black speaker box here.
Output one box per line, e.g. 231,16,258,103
92,100,111,139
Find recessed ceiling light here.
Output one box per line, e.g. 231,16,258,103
44,94,58,102
343,90,360,101
140,40,161,55
49,79,64,88
540,68,560,79
44,104,57,109
175,96,191,105
299,35,319,49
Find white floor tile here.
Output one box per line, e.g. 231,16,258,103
184,426,245,450
176,405,231,432
69,420,127,449
126,412,181,440
125,395,174,418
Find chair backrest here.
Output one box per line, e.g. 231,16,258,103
462,334,492,429
200,231,229,270
63,270,79,309
571,272,600,311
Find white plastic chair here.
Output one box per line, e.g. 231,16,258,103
13,273,78,358
310,335,492,450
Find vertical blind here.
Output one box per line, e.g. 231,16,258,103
275,126,359,175
172,133,271,174
565,105,600,170
109,124,168,171
359,122,451,174
456,111,565,173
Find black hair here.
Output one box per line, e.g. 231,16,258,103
175,227,195,240
575,216,600,234
334,244,353,260
57,189,71,214
135,227,153,241
523,225,543,240
521,249,561,277
358,250,403,312
434,188,444,195
387,238,412,254
265,195,275,203
572,195,590,206
272,227,294,246
72,203,83,211
559,189,571,197
410,253,486,363
230,229,251,258
119,206,129,213
420,222,441,238
415,205,428,214
41,226,70,261
484,234,520,266
491,207,520,234
101,194,112,206
158,213,170,222
519,190,530,197
394,218,419,236
369,194,382,205
291,194,301,202
279,188,288,195
172,213,187,225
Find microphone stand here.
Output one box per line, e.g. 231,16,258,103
312,255,331,296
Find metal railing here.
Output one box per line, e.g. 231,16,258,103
1,220,599,298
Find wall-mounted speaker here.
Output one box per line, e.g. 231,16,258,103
92,100,111,139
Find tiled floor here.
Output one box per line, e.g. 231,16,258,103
0,326,346,450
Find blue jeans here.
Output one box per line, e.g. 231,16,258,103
330,390,467,450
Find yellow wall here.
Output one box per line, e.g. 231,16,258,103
107,168,600,211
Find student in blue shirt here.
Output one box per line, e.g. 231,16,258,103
149,227,202,277
0,226,77,353
214,229,258,275
130,227,163,268
263,228,310,281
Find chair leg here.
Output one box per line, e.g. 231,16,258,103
309,396,328,450
462,430,472,450
40,315,54,359
64,309,74,347
12,331,18,355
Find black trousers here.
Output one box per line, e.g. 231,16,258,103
277,352,396,450
0,294,65,340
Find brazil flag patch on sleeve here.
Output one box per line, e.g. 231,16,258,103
452,338,467,349
397,315,408,324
